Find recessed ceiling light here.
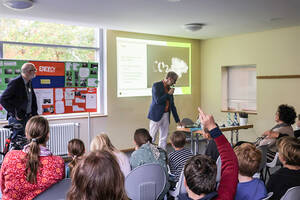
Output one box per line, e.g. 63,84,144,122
183,23,205,32
3,0,34,10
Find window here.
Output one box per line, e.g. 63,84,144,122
221,65,256,113
0,18,106,119
0,18,97,47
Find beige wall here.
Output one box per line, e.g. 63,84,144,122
200,26,300,142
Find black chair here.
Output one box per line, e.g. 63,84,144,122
294,129,300,138
181,118,194,127
34,178,71,200
179,118,194,142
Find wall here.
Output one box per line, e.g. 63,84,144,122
200,26,300,142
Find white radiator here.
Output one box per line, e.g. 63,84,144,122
0,128,11,162
48,123,80,156
0,122,80,162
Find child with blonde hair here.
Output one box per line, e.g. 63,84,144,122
90,133,130,177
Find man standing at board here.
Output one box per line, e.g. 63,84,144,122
0,62,38,139
148,71,181,150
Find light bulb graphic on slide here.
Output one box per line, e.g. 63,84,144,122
153,57,188,78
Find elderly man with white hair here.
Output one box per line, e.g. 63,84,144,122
0,62,38,139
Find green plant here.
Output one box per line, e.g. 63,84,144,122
239,112,248,118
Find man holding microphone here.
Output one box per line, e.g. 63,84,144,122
148,71,181,150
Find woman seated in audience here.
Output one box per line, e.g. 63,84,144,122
130,128,169,199
90,133,130,177
67,150,128,200
266,136,300,200
0,116,65,200
258,104,296,162
66,138,85,178
234,143,267,200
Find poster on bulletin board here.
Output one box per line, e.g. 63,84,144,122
65,62,98,87
0,59,99,119
35,87,97,115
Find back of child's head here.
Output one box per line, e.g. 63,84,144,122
25,115,50,184
234,143,261,177
184,154,217,195
277,136,300,166
90,133,117,153
134,128,152,147
67,150,127,200
68,138,85,173
170,131,186,148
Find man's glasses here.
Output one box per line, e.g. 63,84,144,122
28,69,37,73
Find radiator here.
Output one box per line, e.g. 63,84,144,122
0,128,11,162
0,122,80,162
48,123,80,156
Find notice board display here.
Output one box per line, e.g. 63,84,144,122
0,59,99,119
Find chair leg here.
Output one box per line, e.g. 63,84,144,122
260,168,265,183
264,167,269,181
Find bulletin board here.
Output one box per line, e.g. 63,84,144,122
0,59,99,118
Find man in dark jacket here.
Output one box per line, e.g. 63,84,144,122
0,63,38,138
148,71,181,149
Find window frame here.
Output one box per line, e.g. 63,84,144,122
221,65,257,114
0,26,107,119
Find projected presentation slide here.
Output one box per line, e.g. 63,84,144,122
117,37,191,97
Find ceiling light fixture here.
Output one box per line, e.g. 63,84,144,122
183,23,205,32
3,0,34,10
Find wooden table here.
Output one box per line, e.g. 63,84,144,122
177,124,254,154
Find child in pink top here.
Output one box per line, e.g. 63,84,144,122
0,116,65,200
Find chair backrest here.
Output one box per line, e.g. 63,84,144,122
266,152,280,168
125,163,166,200
257,144,268,171
181,118,194,126
169,169,187,198
262,192,273,200
216,156,222,184
280,186,300,200
34,178,71,200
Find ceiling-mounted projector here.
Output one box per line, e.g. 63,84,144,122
183,23,205,32
3,0,34,10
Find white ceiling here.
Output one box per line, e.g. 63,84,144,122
1,0,300,39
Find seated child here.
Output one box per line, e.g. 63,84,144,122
234,143,267,200
178,107,238,200
67,150,128,200
266,136,300,200
130,128,169,200
90,133,131,177
67,138,85,178
0,116,65,200
169,131,193,184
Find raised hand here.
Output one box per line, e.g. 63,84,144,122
198,107,217,131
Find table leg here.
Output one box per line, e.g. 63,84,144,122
236,130,239,144
231,130,234,146
195,133,199,155
190,131,194,155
